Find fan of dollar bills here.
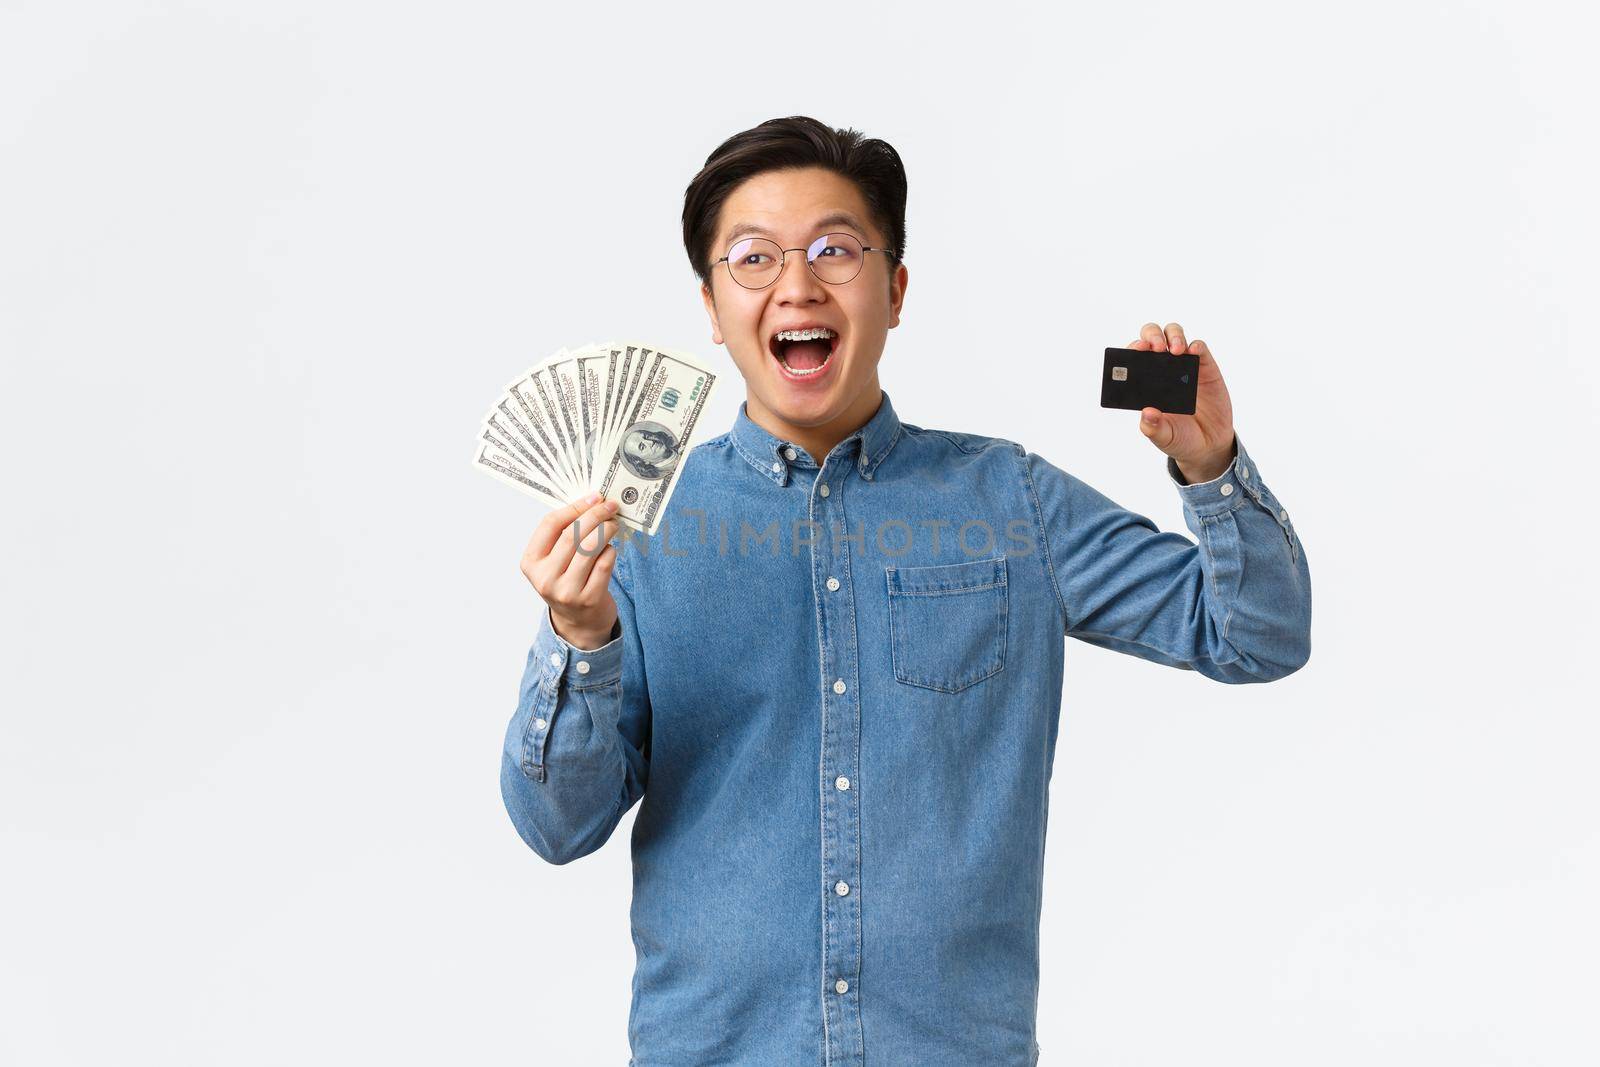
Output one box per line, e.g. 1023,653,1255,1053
472,341,720,535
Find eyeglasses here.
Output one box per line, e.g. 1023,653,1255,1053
714,232,899,290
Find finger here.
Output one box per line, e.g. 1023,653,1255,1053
543,499,619,582
579,543,620,603
1165,322,1187,354
526,492,603,563
1140,322,1166,352
556,513,618,596
547,501,617,579
1189,338,1216,369
1127,338,1152,350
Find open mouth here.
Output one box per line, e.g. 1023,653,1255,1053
769,326,839,378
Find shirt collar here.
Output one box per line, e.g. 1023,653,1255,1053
730,389,903,487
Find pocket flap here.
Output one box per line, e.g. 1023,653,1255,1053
885,555,1007,595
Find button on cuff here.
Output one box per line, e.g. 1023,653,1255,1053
1170,433,1258,516
534,605,625,686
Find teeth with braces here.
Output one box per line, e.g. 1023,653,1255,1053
773,327,835,375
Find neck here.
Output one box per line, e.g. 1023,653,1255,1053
747,379,883,463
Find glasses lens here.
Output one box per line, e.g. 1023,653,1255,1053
727,238,783,289
808,233,864,284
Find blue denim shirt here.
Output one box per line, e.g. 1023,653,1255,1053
500,390,1311,1066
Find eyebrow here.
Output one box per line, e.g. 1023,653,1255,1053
722,212,871,247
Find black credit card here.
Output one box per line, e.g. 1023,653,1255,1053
1100,346,1199,415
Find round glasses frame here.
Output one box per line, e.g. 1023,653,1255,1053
714,232,901,290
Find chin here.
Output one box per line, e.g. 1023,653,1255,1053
766,380,851,420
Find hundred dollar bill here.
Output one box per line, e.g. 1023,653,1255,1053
543,355,590,489
480,413,564,494
506,367,581,499
602,342,653,463
576,344,620,479
484,401,567,494
595,345,718,534
527,363,584,493
472,340,721,533
472,440,566,511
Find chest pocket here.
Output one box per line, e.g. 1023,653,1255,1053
885,555,1008,693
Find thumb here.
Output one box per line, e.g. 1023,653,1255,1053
1140,407,1174,449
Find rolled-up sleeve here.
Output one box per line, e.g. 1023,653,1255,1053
1020,433,1312,683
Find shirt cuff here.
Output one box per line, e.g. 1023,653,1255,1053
1166,432,1256,517
533,605,624,687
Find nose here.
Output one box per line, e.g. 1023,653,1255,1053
772,247,827,305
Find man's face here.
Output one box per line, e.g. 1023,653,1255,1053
700,166,908,444
626,430,669,464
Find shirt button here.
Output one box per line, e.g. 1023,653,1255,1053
835,880,849,896
771,461,782,473
826,576,840,591
783,446,797,460
835,980,849,995
862,471,872,481
1220,483,1234,496
549,652,562,667
836,775,850,790
534,718,547,730
1279,508,1289,521
576,660,590,675
832,678,846,695
819,483,830,497
1240,466,1250,480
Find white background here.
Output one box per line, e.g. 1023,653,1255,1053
3,2,1597,1064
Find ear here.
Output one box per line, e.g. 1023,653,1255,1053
700,280,724,346
887,262,909,329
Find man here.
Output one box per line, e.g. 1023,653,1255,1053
501,116,1311,1066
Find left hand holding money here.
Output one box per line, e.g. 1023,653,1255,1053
1128,321,1237,484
